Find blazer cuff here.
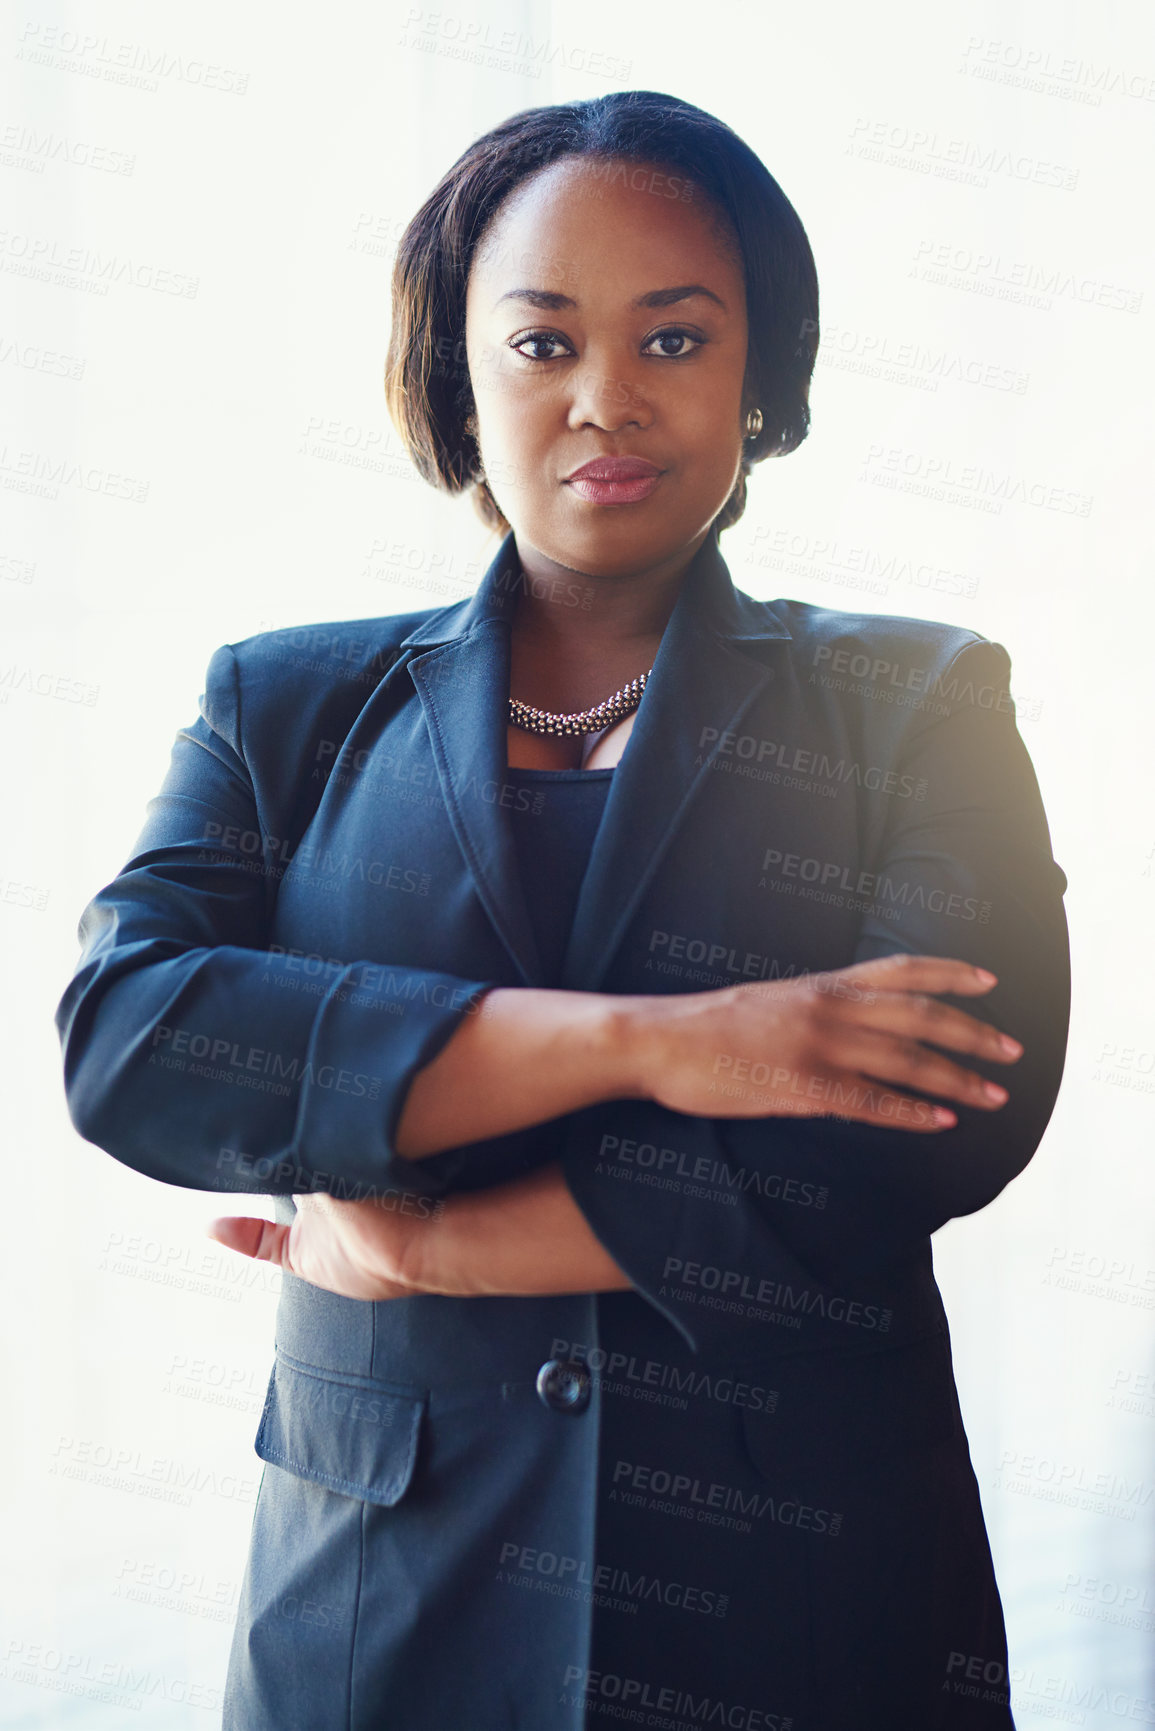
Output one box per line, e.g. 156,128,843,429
292,965,499,1199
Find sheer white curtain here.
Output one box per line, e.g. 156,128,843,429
4,0,1151,1722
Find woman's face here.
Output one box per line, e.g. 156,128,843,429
463,155,751,576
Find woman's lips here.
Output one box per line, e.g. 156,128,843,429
565,472,664,506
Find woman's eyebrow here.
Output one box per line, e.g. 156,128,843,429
493,284,728,313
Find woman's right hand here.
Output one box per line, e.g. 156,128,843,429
623,953,1023,1132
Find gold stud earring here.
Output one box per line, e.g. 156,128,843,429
744,407,763,440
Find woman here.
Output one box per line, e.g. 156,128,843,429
56,92,1070,1728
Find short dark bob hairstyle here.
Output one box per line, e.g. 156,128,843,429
385,90,819,536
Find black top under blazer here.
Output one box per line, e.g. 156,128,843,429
55,525,1071,1729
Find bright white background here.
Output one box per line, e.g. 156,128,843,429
3,1,1153,1723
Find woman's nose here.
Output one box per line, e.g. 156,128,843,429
565,355,652,433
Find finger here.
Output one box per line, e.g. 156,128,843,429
829,953,998,998
834,1026,1011,1112
767,1079,956,1133
837,988,1023,1062
834,1086,957,1132
206,1216,291,1267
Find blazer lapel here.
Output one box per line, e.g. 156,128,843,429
558,540,790,992
403,535,542,985
399,528,792,992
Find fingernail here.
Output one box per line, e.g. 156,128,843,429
974,968,998,985
999,1035,1023,1057
932,1106,957,1127
983,1081,1008,1104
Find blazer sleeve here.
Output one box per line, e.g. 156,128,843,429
54,644,501,1195
559,637,1071,1355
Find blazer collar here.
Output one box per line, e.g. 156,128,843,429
399,528,792,991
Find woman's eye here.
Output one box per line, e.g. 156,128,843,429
510,332,571,362
643,327,704,359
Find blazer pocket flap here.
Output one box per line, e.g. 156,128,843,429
255,1351,426,1507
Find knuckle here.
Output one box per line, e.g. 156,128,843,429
900,1038,931,1072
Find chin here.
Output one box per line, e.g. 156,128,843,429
546,501,687,560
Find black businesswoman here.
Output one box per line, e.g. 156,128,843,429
56,92,1070,1729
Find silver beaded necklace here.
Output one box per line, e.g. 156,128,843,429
505,562,653,736
507,669,651,737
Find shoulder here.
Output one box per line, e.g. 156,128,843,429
745,595,1016,728
762,596,995,673
196,600,459,754
224,601,459,690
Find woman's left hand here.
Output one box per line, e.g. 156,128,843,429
206,1191,423,1300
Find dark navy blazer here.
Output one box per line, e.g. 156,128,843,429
56,526,1070,1728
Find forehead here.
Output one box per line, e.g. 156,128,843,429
467,156,743,303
